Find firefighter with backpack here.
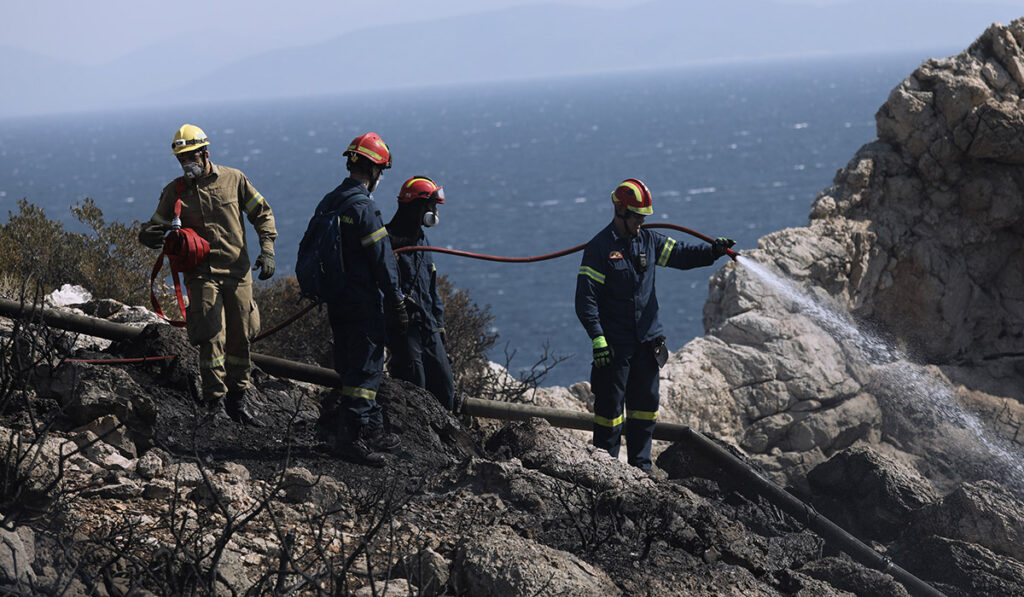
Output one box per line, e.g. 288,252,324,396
138,124,277,425
298,132,410,467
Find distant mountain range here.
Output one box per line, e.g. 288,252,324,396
3,0,1019,118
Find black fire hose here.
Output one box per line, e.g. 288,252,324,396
0,299,945,597
393,222,740,261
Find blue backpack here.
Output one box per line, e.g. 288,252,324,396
295,187,366,303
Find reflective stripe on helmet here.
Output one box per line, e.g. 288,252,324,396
612,178,654,215
349,143,386,163
344,132,392,167
398,175,445,203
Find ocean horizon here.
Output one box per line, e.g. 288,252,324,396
0,52,929,385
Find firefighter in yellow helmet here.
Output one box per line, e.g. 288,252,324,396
138,124,278,424
575,178,734,471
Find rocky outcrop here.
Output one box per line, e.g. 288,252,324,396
647,18,1024,498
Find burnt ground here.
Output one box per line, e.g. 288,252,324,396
5,320,1018,595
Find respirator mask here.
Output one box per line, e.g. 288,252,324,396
423,211,439,227
182,161,203,180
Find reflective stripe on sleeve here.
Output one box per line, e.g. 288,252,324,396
342,386,377,401
578,266,606,284
151,213,172,227
657,237,676,266
594,413,625,428
626,409,659,421
360,226,388,247
244,192,264,213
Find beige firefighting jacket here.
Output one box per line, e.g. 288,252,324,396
149,164,277,280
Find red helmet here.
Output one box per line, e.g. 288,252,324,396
398,176,445,204
612,178,653,215
343,132,392,168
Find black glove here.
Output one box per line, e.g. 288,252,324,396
138,223,167,249
711,237,736,259
252,251,275,280
592,336,613,368
392,297,410,334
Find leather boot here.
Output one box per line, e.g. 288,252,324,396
225,390,263,427
364,426,401,452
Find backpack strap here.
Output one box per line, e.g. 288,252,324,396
334,193,367,217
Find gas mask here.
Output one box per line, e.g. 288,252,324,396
423,211,439,227
182,161,203,180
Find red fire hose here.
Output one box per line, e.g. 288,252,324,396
252,224,737,343
393,223,739,261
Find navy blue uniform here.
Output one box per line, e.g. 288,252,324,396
386,231,455,411
324,178,403,434
575,222,715,470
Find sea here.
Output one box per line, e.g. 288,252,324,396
0,52,935,386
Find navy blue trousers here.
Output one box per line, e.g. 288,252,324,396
591,342,660,471
327,301,386,433
388,325,455,412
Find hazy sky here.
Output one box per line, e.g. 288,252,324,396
6,0,1020,66
4,0,652,66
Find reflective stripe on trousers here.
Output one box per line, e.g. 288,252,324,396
186,274,259,401
590,341,660,471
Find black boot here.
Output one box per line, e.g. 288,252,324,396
200,397,229,423
364,426,401,452
225,390,262,427
335,425,386,467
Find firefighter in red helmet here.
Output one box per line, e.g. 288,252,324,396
385,176,456,412
575,178,734,471
315,132,409,467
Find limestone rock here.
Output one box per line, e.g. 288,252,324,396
280,466,344,510
392,547,450,596
0,526,36,585
909,480,1024,562
354,579,413,596
807,445,937,542
454,525,621,597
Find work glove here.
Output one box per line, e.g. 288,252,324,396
392,297,410,335
711,237,736,259
252,251,275,280
138,223,167,249
592,335,613,368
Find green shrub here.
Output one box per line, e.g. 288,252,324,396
250,276,330,365
0,198,153,305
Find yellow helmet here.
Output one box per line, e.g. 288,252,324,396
171,124,210,155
